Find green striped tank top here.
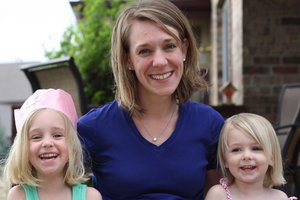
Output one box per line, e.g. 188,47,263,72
21,184,86,200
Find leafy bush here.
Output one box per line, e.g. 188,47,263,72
46,0,128,106
0,125,10,161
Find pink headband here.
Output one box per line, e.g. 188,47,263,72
14,89,78,133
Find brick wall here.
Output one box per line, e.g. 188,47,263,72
243,0,300,123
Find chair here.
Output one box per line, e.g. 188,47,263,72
275,83,300,149
21,57,87,117
280,108,300,197
274,83,300,196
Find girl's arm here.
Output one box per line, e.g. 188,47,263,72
204,169,222,194
86,187,102,200
6,185,25,200
204,184,227,200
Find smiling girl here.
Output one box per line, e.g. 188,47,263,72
3,89,102,200
205,113,297,200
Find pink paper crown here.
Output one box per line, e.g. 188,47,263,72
14,89,78,133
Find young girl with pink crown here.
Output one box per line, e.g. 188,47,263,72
205,113,297,200
3,89,102,200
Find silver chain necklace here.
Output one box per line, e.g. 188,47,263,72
138,106,177,142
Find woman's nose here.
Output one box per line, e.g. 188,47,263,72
153,50,167,67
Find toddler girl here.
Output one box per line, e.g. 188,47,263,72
205,113,297,200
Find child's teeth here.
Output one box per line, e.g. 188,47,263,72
40,153,58,159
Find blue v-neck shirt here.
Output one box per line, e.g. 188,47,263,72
78,100,224,200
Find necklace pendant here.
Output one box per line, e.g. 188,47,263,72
153,137,158,142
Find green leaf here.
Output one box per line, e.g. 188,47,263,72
45,0,130,107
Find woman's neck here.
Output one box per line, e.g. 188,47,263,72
133,94,179,146
138,94,176,116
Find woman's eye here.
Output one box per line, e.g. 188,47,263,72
165,44,176,50
138,49,150,55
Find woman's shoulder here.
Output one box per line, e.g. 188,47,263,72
6,185,25,200
205,184,227,200
184,100,211,109
183,101,224,122
84,100,117,115
184,101,220,114
86,186,102,200
78,100,119,123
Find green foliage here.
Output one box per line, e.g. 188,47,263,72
46,0,128,106
0,125,10,161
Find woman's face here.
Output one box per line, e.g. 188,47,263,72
127,20,188,100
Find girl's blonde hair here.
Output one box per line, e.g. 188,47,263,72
218,113,286,188
111,0,208,114
3,108,87,186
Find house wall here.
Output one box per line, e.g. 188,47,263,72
243,0,300,123
210,0,221,106
211,0,244,106
189,18,212,103
231,0,243,105
211,0,300,123
0,63,33,140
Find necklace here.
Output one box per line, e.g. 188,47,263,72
138,105,177,142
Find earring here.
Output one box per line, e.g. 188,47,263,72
183,58,186,62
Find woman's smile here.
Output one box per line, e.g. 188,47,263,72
127,19,187,98
150,71,173,80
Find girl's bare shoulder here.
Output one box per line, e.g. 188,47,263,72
86,186,102,200
269,188,289,200
205,184,227,200
7,185,25,200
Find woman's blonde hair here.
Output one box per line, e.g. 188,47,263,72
218,113,286,188
111,0,208,114
3,108,87,186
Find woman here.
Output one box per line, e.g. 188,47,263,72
78,0,224,199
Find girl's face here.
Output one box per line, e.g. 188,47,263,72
28,109,69,178
224,127,273,185
127,20,188,100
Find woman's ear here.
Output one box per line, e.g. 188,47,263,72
127,57,134,70
182,38,189,59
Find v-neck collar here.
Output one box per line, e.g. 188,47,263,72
122,104,185,151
